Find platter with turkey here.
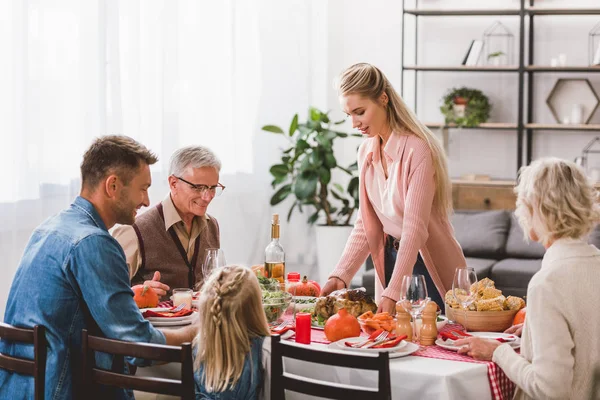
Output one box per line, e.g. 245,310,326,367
311,288,377,330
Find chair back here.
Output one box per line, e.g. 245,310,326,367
81,330,194,400
0,323,47,400
270,334,391,399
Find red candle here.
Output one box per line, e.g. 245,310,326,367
295,312,311,344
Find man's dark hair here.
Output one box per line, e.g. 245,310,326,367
80,135,158,190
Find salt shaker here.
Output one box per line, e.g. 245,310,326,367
395,302,413,342
419,302,438,346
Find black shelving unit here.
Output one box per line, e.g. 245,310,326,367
401,0,600,172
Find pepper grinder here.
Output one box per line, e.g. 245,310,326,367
395,302,413,342
419,301,438,346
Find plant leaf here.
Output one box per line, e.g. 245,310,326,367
262,125,284,134
316,135,332,149
318,167,331,185
323,130,337,140
294,173,318,200
286,201,297,222
270,184,292,206
269,164,289,178
324,153,337,168
310,150,323,167
296,139,310,153
309,107,321,122
307,211,320,224
333,119,345,125
347,176,359,201
288,114,299,137
334,183,344,192
271,175,287,188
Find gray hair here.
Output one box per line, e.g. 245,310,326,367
169,146,222,177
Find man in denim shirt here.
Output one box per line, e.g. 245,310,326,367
0,136,197,399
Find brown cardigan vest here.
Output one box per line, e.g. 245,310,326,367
130,203,220,297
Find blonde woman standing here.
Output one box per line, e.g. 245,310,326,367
456,158,600,399
193,265,271,399
321,63,466,313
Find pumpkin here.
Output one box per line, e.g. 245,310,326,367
324,308,361,342
513,307,526,325
132,284,159,309
308,279,321,294
287,276,319,297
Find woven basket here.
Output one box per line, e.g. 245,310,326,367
445,305,518,332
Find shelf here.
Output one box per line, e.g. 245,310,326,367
526,7,600,15
526,66,600,72
404,65,519,72
426,122,518,130
525,123,600,131
404,8,520,16
452,179,516,186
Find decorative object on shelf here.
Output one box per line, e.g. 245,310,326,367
546,78,600,125
464,40,484,66
579,137,600,182
262,107,360,226
589,22,600,66
483,21,514,66
440,87,491,127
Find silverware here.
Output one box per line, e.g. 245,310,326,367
358,331,390,349
271,321,289,332
169,303,186,313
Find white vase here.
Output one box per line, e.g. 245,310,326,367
315,225,353,286
571,104,584,125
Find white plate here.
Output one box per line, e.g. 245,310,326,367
293,296,317,311
141,308,196,323
436,331,521,351
328,340,419,359
333,337,408,353
149,318,194,327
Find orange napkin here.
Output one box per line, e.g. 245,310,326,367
142,309,194,318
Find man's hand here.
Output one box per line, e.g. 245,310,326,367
320,277,345,296
377,296,397,315
504,323,523,337
143,271,170,297
455,337,501,361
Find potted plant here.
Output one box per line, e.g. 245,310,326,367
262,107,361,284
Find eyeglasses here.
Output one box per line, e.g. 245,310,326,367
174,176,225,197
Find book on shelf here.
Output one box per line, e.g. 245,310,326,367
462,40,475,65
465,40,483,66
593,43,600,66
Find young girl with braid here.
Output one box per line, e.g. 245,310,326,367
193,265,272,399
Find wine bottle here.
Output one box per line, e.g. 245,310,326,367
265,213,285,288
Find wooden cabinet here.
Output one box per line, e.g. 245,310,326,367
452,180,516,210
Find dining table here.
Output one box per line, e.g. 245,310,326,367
133,311,515,400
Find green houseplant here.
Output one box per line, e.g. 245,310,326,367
440,87,492,128
262,107,361,226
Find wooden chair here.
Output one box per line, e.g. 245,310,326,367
270,334,391,399
0,323,47,400
81,330,194,400
591,366,600,400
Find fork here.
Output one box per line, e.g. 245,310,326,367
362,331,391,349
271,321,289,332
169,303,186,313
352,331,389,348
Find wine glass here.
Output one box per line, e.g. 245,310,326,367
452,267,478,333
202,248,226,279
399,274,430,342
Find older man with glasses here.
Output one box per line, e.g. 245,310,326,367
113,145,224,299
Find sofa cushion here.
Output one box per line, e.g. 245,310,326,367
452,210,510,259
505,213,546,259
465,257,495,280
490,258,541,295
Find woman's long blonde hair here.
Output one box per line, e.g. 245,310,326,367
193,265,270,392
338,63,453,218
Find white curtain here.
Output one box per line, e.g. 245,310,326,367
0,0,329,318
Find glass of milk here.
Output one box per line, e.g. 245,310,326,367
172,288,193,310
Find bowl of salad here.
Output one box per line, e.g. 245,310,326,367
259,276,292,323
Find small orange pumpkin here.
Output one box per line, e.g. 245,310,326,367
324,308,361,342
513,307,526,325
132,285,159,309
287,276,319,297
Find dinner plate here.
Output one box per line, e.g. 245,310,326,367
332,337,408,353
141,308,196,323
436,331,521,351
327,340,419,359
149,318,194,327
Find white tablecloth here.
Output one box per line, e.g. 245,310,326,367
134,343,492,400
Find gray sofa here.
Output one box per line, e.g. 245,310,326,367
359,210,600,299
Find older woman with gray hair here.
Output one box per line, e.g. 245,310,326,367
455,157,600,400
113,145,224,298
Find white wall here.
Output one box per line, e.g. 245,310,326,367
327,0,600,179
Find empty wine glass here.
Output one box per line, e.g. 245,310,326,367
202,248,226,279
399,274,430,342
452,267,478,333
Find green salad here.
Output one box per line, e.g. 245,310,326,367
259,276,291,323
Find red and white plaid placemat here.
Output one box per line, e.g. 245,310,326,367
412,323,516,400
158,300,173,308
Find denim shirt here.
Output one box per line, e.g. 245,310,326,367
194,336,265,400
0,196,166,400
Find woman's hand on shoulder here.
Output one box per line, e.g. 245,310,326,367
320,278,345,296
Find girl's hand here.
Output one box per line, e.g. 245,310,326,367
377,296,397,315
